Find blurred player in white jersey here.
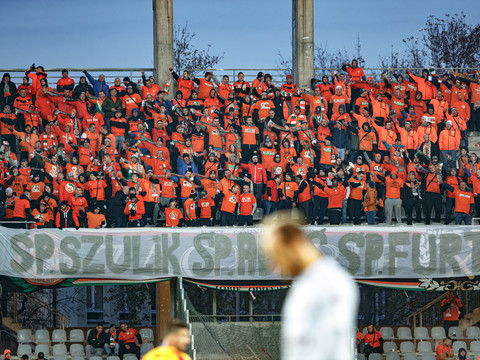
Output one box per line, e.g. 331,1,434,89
261,212,358,359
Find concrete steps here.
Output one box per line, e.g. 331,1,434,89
2,315,22,334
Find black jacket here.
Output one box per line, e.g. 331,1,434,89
73,82,94,99
111,190,128,218
87,329,109,348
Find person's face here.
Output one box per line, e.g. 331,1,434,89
99,75,105,82
395,89,401,98
170,328,191,352
260,229,303,277
96,325,104,333
238,73,244,82
231,185,238,194
243,185,249,194
409,173,415,181
352,60,358,68
429,164,435,173
444,338,452,347
110,89,117,97
120,323,127,332
223,76,229,84
460,182,467,191
367,325,374,333
20,89,26,97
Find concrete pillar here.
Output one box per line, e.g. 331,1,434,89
153,0,174,96
155,280,171,345
292,0,314,88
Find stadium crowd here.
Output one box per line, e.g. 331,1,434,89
0,62,480,228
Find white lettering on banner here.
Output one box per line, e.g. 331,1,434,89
1,226,480,280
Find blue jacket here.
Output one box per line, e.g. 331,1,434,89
177,157,199,176
85,71,110,97
329,121,350,149
155,99,174,115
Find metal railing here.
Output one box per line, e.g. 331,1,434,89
13,292,71,329
1,67,477,87
406,292,447,328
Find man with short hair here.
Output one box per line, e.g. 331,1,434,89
142,319,191,360
104,324,120,357
87,323,108,357
118,323,141,360
364,324,383,356
435,337,454,360
260,214,358,359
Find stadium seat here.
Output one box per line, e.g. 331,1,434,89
417,341,433,353
362,327,368,335
383,341,397,352
17,345,33,358
54,357,67,360
107,356,121,360
52,329,67,343
403,354,418,360
357,354,366,360
474,353,480,360
69,329,85,342
140,343,154,355
124,355,138,360
397,326,413,339
52,344,67,357
448,326,463,339
35,344,50,357
467,326,480,339
421,353,435,360
431,326,446,340
414,326,429,340
140,328,154,343
72,357,85,360
90,357,102,360
380,327,395,340
471,340,480,353
400,341,415,353
385,353,400,360
70,344,85,356
17,329,33,344
452,340,467,354
35,329,50,343
368,354,382,360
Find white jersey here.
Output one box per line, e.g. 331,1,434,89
282,257,358,360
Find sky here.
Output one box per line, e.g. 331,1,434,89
1,0,479,72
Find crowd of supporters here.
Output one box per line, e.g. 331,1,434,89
0,61,480,228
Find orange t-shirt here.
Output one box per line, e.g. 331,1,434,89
13,198,30,218
164,207,182,227
183,198,197,221
239,193,256,216
198,198,214,218
453,189,474,214
86,212,106,228
221,190,238,213
349,178,366,201
385,177,404,199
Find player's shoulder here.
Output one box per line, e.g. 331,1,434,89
143,346,191,360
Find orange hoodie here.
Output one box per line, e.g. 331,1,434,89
4,350,11,359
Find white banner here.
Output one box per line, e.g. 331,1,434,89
1,226,480,280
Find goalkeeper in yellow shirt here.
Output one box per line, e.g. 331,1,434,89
142,319,191,360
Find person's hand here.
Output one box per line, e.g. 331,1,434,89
125,345,131,350
83,70,87,74
75,226,79,230
443,107,447,112
292,202,296,208
141,71,145,75
169,66,173,72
